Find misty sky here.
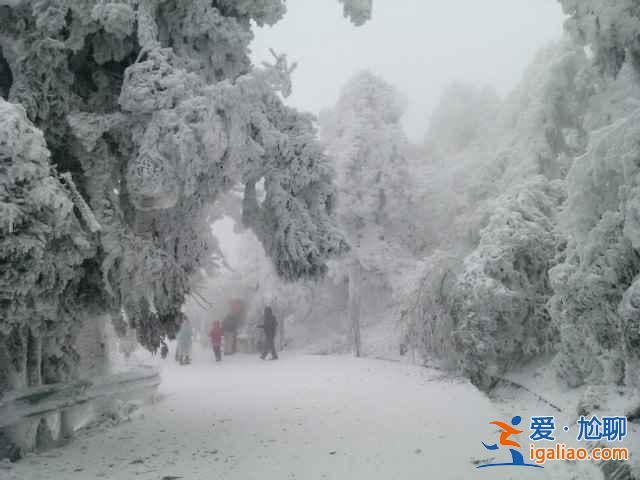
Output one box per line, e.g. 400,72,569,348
251,0,565,141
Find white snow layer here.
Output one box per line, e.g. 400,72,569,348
3,351,604,480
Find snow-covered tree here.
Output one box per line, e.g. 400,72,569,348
450,177,566,389
559,0,640,76
424,83,501,162
413,83,503,253
321,71,417,260
405,42,595,389
410,17,640,393
549,64,640,388
320,71,418,355
0,0,370,393
0,100,94,393
533,0,640,394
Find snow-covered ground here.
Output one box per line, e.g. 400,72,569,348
3,349,605,480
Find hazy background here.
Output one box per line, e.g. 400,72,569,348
251,0,565,141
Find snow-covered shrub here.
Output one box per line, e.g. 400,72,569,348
399,251,460,368
450,177,565,389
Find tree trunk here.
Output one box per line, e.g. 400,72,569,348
278,314,285,351
348,262,362,357
6,326,29,391
26,329,42,387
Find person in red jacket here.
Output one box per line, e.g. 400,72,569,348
209,320,223,362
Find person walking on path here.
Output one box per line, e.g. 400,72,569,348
209,320,223,362
222,312,237,355
260,306,278,360
176,317,193,365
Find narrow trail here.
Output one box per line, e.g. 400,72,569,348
8,352,556,480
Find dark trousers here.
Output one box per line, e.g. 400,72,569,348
261,334,278,359
213,346,221,361
224,332,237,354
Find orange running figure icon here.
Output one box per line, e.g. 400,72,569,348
477,415,542,468
489,420,523,448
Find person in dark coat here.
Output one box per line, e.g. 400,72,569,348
222,313,237,355
260,306,278,360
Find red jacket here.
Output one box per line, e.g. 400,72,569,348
209,323,223,347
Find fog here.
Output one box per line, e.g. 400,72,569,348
251,0,564,140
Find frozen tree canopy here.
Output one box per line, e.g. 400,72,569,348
550,77,640,388
560,0,640,76
338,0,373,26
321,71,416,266
0,0,363,393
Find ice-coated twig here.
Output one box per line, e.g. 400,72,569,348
60,172,102,233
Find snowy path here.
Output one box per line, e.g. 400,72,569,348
7,353,563,480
